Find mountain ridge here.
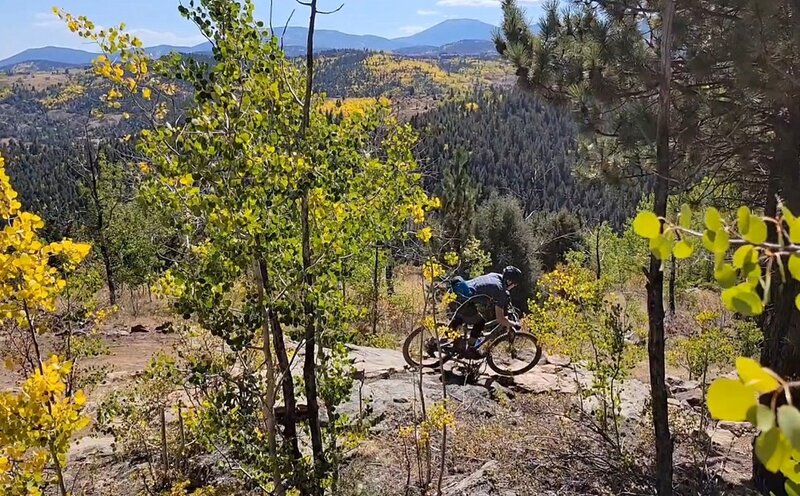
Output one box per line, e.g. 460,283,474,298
0,19,499,69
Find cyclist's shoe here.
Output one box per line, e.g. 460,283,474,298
425,339,440,357
452,337,468,354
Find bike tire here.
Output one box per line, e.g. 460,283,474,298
402,326,444,369
485,331,542,376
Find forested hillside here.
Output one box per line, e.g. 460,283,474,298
0,52,632,239
414,89,644,227
314,50,511,99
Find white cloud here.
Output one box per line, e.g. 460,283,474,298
417,9,441,16
33,12,61,28
128,28,206,47
436,0,539,6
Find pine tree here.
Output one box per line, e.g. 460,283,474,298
496,0,680,491
438,148,479,258
682,2,800,491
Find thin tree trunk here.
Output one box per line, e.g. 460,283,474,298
595,225,602,280
258,258,301,462
178,402,186,472
372,243,380,335
386,248,395,295
99,238,117,306
300,3,325,493
49,442,69,496
84,140,117,306
648,2,675,494
301,196,325,496
253,261,285,496
160,406,169,484
668,256,676,316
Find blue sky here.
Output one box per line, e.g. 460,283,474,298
0,0,544,59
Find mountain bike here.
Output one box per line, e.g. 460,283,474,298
402,296,542,376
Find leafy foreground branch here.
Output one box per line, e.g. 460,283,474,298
0,151,92,496
635,205,800,495
55,0,438,493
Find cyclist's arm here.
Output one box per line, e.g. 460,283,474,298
495,305,513,328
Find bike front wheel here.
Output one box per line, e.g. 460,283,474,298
485,331,542,376
402,326,446,369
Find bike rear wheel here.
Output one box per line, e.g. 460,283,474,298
402,326,446,369
485,331,542,376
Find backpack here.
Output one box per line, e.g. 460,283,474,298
449,276,475,300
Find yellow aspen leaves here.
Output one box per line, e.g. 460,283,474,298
178,174,194,187
443,252,459,266
0,153,91,493
441,291,456,306
409,204,426,224
422,260,444,283
416,227,433,243
0,153,90,318
0,357,89,494
736,357,780,393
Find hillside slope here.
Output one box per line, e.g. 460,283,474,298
412,89,646,227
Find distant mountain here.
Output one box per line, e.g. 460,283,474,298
0,47,96,69
0,19,500,70
395,39,497,58
143,44,210,58
393,45,440,57
276,27,399,51
440,39,497,56
394,19,496,47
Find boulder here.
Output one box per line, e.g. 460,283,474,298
346,344,408,379
543,354,571,367
513,372,577,395
69,436,115,461
674,388,703,407
443,460,499,495
717,420,753,437
707,427,737,450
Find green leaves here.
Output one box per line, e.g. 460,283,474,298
714,263,737,288
789,255,800,282
779,406,800,452
745,218,768,245
736,357,779,393
707,378,757,421
757,428,791,472
679,204,692,229
705,207,722,231
748,404,775,431
649,235,673,260
737,206,768,244
707,356,800,488
788,216,800,244
737,206,751,235
633,211,660,239
733,245,758,269
703,228,730,254
722,283,764,316
705,358,800,484
672,240,693,260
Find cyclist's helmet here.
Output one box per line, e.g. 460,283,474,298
502,266,523,288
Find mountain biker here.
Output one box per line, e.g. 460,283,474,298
448,266,523,358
